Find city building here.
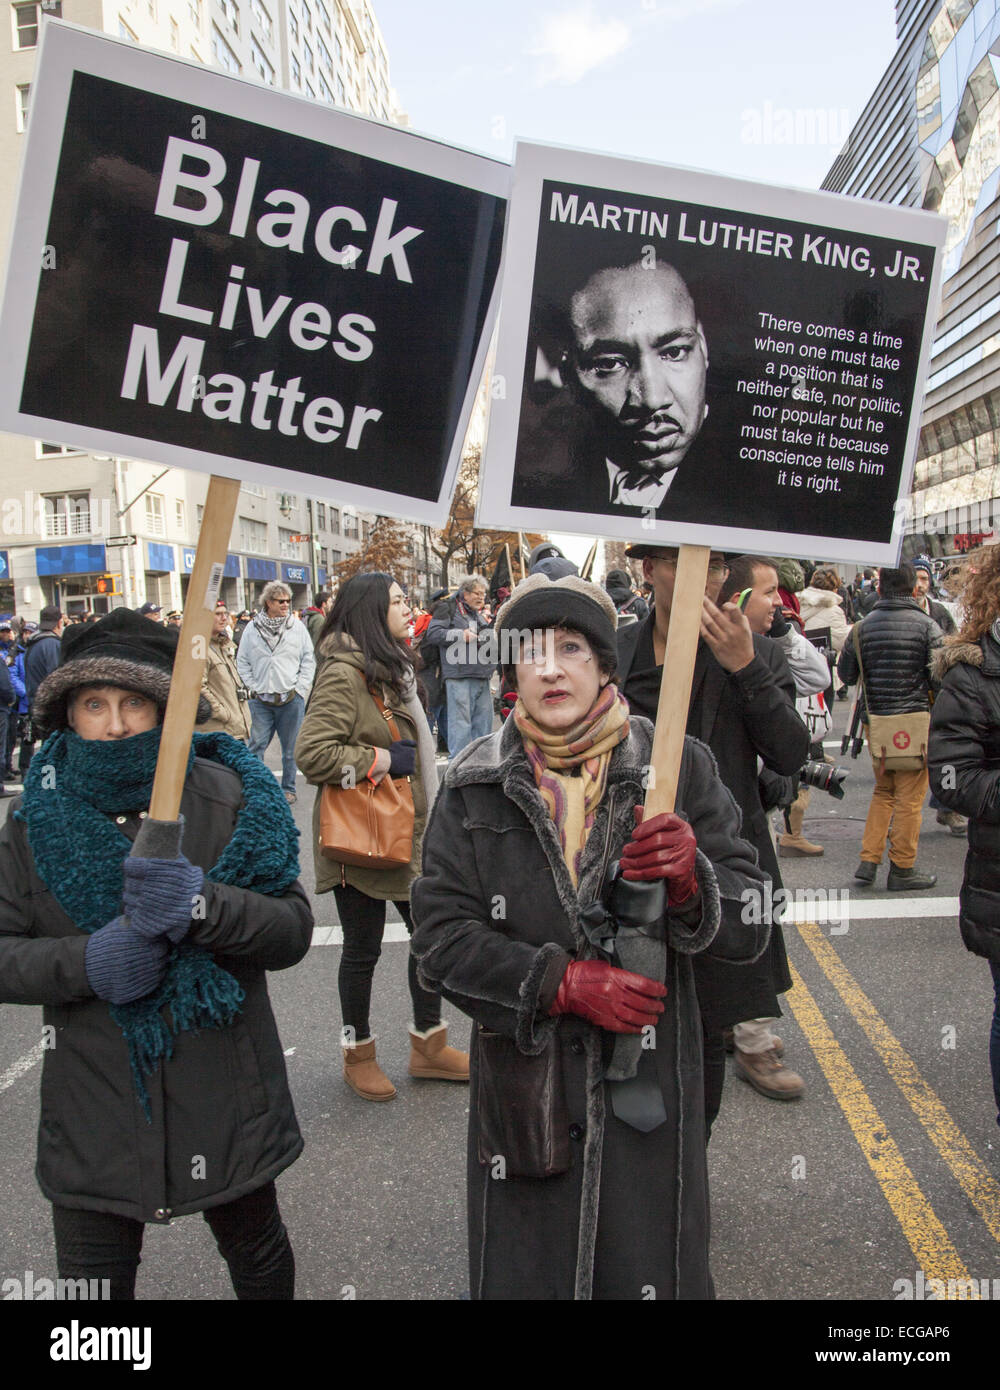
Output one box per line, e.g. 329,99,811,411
0,0,406,617
824,0,1000,559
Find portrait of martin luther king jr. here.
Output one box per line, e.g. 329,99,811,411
512,256,711,517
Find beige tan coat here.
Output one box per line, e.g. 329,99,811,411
294,640,429,899
201,631,252,740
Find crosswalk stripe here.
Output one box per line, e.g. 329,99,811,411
785,960,976,1292
798,920,1000,1247
0,1039,44,1094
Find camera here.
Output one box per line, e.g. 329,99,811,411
799,760,849,799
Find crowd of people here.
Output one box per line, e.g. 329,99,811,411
0,540,994,1302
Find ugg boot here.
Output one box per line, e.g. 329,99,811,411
343,1038,397,1101
778,796,824,857
408,1023,470,1082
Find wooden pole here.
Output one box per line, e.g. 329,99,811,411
643,544,710,818
518,531,527,582
147,474,240,822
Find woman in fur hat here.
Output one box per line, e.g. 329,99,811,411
411,575,768,1300
0,608,312,1299
929,546,1000,1130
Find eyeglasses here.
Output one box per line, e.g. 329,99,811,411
272,598,291,604
652,556,729,576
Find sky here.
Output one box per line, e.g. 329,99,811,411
374,0,900,192
373,0,903,568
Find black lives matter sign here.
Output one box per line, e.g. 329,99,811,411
0,24,506,525
480,143,947,566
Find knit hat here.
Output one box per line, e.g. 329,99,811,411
777,558,805,593
912,555,933,578
32,607,211,736
494,574,618,657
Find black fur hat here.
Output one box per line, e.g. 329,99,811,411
32,608,211,737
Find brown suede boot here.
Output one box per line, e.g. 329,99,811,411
408,1023,470,1082
343,1038,397,1101
777,796,824,857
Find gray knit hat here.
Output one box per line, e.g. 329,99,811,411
494,574,618,655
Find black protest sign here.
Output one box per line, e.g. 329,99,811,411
0,24,506,526
478,143,946,566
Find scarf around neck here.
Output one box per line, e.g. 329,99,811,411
17,726,301,1118
515,684,630,887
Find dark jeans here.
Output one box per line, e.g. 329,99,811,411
52,1181,294,1300
333,882,440,1040
990,963,1000,1131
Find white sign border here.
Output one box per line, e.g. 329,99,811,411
0,20,509,528
477,139,948,566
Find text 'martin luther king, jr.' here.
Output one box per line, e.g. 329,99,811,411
511,257,711,519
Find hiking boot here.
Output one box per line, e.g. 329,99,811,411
854,861,877,884
936,809,968,837
724,1027,782,1057
733,1047,804,1100
886,864,937,891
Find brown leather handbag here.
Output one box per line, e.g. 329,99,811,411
318,691,415,868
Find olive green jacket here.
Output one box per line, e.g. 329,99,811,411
294,640,429,899
201,631,252,740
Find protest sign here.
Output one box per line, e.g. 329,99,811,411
478,141,947,566
0,21,507,527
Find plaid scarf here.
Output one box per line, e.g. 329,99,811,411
514,684,629,887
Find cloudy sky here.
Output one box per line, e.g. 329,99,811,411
374,0,900,191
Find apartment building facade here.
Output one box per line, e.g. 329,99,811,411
0,0,407,617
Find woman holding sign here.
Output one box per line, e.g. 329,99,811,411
0,609,311,1299
411,575,767,1300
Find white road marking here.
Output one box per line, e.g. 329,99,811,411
0,1039,44,1093
311,923,410,946
783,896,959,923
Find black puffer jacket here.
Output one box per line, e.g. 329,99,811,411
929,626,1000,961
0,758,312,1222
837,597,941,717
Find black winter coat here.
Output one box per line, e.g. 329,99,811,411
929,630,1000,962
23,631,61,709
837,598,941,717
618,618,809,1027
0,758,313,1222
411,714,769,1300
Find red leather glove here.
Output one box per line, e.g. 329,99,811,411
620,807,699,907
548,959,666,1034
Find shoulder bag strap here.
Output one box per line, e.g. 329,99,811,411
852,621,867,707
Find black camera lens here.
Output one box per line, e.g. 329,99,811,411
799,760,849,799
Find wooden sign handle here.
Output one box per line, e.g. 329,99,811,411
643,544,710,818
147,474,240,822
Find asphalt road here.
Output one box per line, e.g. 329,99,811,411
1,699,997,1307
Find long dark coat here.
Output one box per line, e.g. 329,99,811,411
618,618,808,1028
410,714,768,1300
0,758,313,1223
929,632,1000,962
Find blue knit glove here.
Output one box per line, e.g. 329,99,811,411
387,739,417,778
85,918,170,1005
121,855,204,944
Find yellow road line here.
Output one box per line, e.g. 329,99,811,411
798,919,1000,1247
785,961,974,1289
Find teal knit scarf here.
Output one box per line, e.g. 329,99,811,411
16,726,300,1118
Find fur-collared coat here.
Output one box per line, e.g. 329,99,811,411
410,713,769,1301
929,630,1000,961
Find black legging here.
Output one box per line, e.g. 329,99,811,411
52,1180,294,1300
333,882,441,1040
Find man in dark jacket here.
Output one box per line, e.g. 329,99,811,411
604,569,649,623
23,605,63,711
617,544,810,1120
424,574,494,758
838,562,942,889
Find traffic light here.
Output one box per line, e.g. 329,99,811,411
95,574,120,595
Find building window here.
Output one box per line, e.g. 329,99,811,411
117,18,137,42
316,0,329,31
212,25,240,73
188,0,201,27
36,440,83,457
319,546,328,567
14,81,28,130
303,37,313,69
43,492,90,538
331,550,341,566
335,74,345,105
250,0,271,40
343,511,359,539
170,17,179,49
240,481,267,497
145,493,165,536
362,519,370,542
220,0,238,31
318,73,332,102
290,53,301,85
315,501,326,530
276,490,297,511
317,34,331,68
288,5,297,39
279,527,303,559
175,499,185,530
302,1,311,29
13,1,59,51
239,516,268,553
330,506,340,534
196,503,204,529
250,36,274,83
